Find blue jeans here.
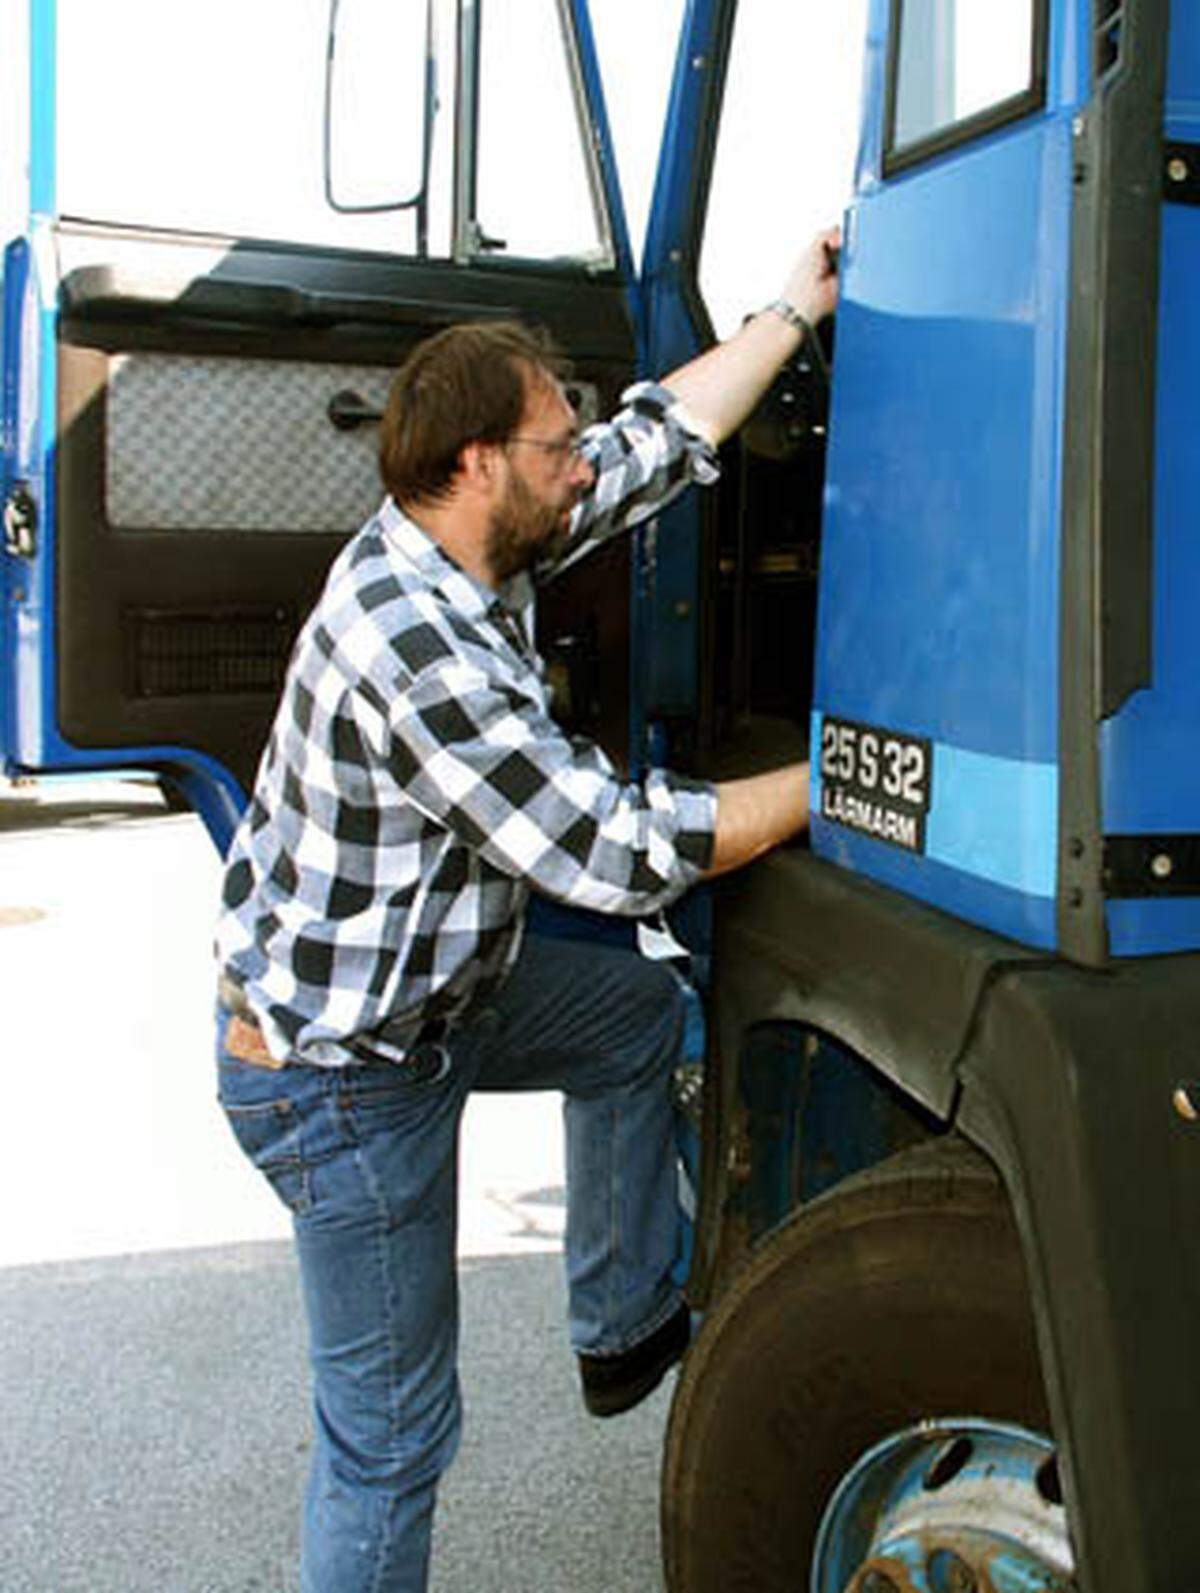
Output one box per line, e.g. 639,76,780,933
216,933,687,1593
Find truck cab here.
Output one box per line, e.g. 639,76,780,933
3,3,1199,1590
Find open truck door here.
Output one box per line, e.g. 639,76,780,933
1,0,650,853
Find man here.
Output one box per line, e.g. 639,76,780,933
215,228,839,1591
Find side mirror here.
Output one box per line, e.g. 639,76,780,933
323,0,437,245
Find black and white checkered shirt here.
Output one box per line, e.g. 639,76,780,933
216,382,720,1066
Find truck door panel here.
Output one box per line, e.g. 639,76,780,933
51,235,636,804
812,0,1194,962
812,0,1068,952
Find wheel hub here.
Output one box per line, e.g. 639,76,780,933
811,1420,1076,1593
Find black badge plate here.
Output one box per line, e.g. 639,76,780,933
818,716,933,853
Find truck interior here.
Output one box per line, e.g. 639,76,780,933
697,335,829,780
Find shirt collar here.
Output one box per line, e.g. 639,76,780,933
376,496,538,646
376,496,497,625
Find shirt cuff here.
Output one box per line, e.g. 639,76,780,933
614,380,721,487
646,768,718,885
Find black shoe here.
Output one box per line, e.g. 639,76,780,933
578,1304,692,1418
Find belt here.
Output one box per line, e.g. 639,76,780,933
218,973,451,1073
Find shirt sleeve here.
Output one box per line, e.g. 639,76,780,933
543,380,721,576
383,655,717,917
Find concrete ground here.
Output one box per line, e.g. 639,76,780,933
0,776,671,1591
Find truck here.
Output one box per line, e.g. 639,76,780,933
3,2,1197,1590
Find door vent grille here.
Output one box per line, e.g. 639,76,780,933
1095,1,1124,81
127,608,297,698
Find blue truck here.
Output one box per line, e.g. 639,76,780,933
3,3,1198,1589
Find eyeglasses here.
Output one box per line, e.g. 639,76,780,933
505,434,583,463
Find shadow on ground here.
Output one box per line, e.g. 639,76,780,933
0,779,181,835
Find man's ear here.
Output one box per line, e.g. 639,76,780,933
459,439,501,494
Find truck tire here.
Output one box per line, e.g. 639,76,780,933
661,1136,1053,1590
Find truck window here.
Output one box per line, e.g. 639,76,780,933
887,0,1045,169
55,0,619,268
588,0,686,269
56,0,457,255
475,0,610,262
698,2,867,338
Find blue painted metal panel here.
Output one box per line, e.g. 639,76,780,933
1099,10,1200,956
568,0,636,298
28,0,55,220
814,780,1058,950
0,240,30,767
10,0,58,777
812,3,1076,951
13,125,60,781
638,0,723,369
1165,0,1200,111
630,0,725,745
925,743,1057,899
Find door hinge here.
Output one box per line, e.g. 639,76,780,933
3,486,37,558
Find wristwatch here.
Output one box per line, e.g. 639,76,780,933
763,298,811,337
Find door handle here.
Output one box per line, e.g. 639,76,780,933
327,390,384,431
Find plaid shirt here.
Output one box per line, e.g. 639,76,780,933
216,382,720,1066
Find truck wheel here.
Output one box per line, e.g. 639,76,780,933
662,1137,1073,1591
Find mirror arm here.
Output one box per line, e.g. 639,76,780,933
321,0,339,216
416,0,438,257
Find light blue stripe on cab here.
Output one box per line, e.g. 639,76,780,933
30,0,56,220
926,744,1058,899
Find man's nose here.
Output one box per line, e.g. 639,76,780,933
570,452,596,493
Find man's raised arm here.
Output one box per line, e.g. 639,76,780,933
663,226,841,448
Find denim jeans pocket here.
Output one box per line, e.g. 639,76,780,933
337,1050,455,1137
222,1096,313,1215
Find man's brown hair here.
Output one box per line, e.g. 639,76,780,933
379,320,569,510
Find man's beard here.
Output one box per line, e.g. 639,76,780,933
486,471,574,583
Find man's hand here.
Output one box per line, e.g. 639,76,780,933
777,225,842,329
662,226,843,448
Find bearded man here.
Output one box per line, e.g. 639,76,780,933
214,229,839,1593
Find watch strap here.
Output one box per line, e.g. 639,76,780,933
764,298,811,338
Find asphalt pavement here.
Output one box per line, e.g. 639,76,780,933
0,1240,672,1592
0,777,672,1591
